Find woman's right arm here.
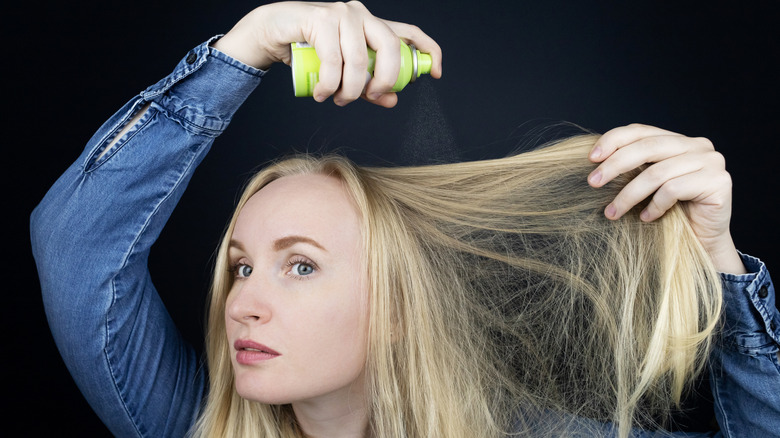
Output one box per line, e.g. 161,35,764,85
30,37,265,437
30,2,441,436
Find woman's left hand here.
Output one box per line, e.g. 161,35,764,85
587,123,746,274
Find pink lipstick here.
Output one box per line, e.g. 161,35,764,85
234,339,281,365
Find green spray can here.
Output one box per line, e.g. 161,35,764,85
290,41,433,97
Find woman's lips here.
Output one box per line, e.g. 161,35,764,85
234,339,281,365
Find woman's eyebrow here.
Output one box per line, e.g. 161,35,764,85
272,235,327,252
228,239,246,252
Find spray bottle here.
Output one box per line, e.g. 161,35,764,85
290,41,432,97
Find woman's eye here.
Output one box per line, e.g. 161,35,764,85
291,262,314,277
235,264,252,278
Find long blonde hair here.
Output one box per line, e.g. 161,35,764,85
192,134,722,437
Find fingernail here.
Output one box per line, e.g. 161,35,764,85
640,209,651,221
314,94,326,102
605,203,617,219
590,146,602,160
367,92,380,101
589,169,602,185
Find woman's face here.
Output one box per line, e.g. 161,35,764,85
225,173,368,407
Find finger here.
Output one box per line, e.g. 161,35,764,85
310,16,344,102
362,18,401,100
361,91,398,108
383,20,443,78
332,9,370,105
604,152,709,220
590,123,682,162
588,134,697,187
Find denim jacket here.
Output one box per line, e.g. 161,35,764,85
30,37,780,438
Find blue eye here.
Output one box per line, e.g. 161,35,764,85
235,264,252,278
291,262,314,276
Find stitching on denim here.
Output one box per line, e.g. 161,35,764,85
102,278,144,437
152,102,223,138
102,135,207,437
709,359,733,438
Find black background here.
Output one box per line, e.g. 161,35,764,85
9,1,779,435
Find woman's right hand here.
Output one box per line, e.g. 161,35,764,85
212,1,442,108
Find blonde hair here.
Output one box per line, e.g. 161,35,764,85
192,134,722,437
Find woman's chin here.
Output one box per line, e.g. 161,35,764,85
233,372,291,405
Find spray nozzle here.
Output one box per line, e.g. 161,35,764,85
416,51,433,77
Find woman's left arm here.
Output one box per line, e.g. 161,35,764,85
587,123,780,436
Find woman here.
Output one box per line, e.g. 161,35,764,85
30,1,778,437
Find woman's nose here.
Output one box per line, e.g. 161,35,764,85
226,276,272,324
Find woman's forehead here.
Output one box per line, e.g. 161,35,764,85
232,174,363,252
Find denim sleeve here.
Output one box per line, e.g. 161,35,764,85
30,37,264,437
709,253,780,437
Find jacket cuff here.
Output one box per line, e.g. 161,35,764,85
141,35,266,136
719,252,778,354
